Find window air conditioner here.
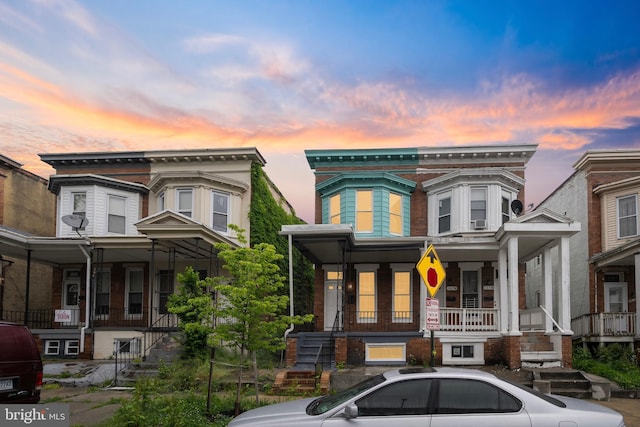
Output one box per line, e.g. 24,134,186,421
473,219,487,229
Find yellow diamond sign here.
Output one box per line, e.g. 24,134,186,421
417,244,446,297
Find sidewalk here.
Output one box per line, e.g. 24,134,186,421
41,386,133,427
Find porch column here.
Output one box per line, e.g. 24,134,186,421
635,253,640,339
508,237,520,333
499,246,508,333
543,246,553,333
558,236,572,333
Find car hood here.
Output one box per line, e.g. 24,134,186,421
229,397,319,426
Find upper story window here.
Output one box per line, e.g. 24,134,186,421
470,187,487,224
391,264,412,323
330,193,341,224
438,193,451,234
73,192,86,218
389,193,402,235
618,194,638,238
212,191,229,233
158,192,165,211
177,188,193,217
356,190,373,233
107,195,126,234
502,195,510,224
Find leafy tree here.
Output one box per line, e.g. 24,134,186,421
211,225,313,415
167,267,214,359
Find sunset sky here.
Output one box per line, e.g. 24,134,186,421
1,0,640,223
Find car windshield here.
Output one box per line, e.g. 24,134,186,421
306,374,386,415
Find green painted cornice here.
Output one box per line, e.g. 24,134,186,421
306,148,419,169
317,171,417,195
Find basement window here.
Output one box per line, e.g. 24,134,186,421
365,343,405,363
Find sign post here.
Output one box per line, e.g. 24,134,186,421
417,244,446,367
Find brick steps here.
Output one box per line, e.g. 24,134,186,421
272,370,330,394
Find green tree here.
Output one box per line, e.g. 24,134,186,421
211,225,313,415
167,267,214,359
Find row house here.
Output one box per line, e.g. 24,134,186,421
282,144,580,369
0,155,56,321
529,149,640,353
0,147,292,359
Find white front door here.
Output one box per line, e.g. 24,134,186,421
62,270,81,325
324,275,343,331
604,282,628,332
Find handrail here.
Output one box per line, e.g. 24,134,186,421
539,305,565,333
313,343,324,389
143,310,178,360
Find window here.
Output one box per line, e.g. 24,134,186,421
618,195,638,238
329,193,341,224
392,270,412,322
114,338,140,355
452,345,474,358
177,188,193,217
357,270,376,322
65,340,79,356
436,379,521,414
470,187,487,222
356,379,432,416
438,195,451,233
45,340,60,356
158,192,165,211
72,192,86,218
212,191,229,232
126,268,144,318
356,190,373,232
158,270,174,314
94,269,111,316
389,193,402,235
108,195,126,234
502,196,511,224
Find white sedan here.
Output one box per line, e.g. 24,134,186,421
229,367,625,427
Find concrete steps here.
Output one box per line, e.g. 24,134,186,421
532,369,593,399
116,334,182,386
295,333,334,370
521,332,562,368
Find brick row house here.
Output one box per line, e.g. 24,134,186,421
0,148,295,359
0,155,56,325
282,144,580,369
528,149,640,353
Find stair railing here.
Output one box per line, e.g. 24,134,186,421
112,337,142,387
539,304,565,333
143,310,178,361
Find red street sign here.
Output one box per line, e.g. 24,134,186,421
426,297,440,330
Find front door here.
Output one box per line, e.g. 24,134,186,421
604,281,628,333
324,271,343,331
62,270,81,325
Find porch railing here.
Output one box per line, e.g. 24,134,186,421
439,308,499,332
1,309,82,328
571,312,637,338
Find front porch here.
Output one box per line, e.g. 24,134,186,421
571,312,637,349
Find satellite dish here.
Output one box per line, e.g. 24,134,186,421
511,200,523,216
62,214,89,230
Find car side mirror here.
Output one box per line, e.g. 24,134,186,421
344,404,358,419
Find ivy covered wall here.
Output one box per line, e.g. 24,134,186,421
249,163,314,316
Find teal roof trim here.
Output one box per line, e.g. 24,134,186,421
316,172,417,196
306,148,419,169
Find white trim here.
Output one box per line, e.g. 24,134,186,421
45,340,60,356
65,340,79,355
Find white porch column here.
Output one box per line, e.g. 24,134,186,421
508,237,520,333
543,246,553,333
499,246,508,333
635,253,640,339
558,236,572,333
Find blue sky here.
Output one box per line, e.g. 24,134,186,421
1,0,639,222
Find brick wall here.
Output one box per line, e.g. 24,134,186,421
503,335,522,369
285,336,297,367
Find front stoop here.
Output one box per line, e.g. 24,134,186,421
531,368,597,399
272,370,330,394
521,332,562,368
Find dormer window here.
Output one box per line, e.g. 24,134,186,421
107,195,126,234
356,190,373,233
389,193,402,235
618,194,638,238
438,193,451,233
212,191,229,233
177,188,193,217
73,192,86,218
329,193,341,224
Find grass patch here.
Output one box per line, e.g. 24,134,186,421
573,344,640,390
